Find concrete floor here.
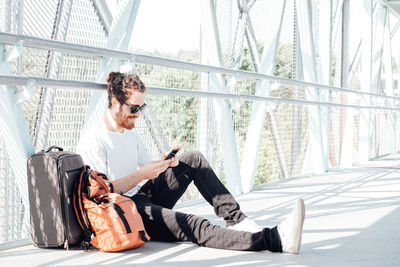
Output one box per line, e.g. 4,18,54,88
1,154,400,267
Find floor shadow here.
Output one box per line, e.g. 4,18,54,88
3,156,400,266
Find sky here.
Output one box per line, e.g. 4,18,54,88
128,0,201,53
104,0,400,65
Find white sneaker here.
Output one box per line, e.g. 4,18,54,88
277,199,305,254
227,218,263,233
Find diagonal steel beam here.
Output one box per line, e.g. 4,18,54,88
369,4,387,157
34,0,72,151
81,0,141,136
239,0,288,192
81,1,169,157
92,0,113,35
200,0,242,195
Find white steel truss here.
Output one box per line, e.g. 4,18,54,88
1,0,400,249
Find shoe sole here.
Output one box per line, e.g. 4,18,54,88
292,199,305,254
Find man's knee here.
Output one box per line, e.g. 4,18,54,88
180,150,206,167
185,150,204,159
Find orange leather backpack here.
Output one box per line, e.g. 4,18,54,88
73,166,150,252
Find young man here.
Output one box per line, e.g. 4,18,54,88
77,72,305,253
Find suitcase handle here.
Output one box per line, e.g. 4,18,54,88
45,146,64,152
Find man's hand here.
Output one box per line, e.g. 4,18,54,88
168,155,179,167
138,160,172,180
161,152,180,168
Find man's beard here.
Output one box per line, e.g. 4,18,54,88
115,108,136,130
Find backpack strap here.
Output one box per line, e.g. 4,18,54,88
98,198,131,234
139,231,149,242
73,166,94,251
97,197,148,243
97,172,114,193
88,172,114,194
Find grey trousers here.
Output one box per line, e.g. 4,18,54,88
131,151,282,252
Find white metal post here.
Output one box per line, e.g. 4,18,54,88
317,0,332,167
292,0,304,175
297,0,328,173
370,4,386,158
200,0,242,195
395,21,400,152
0,44,34,234
198,27,209,158
382,7,396,154
359,0,373,163
340,0,354,167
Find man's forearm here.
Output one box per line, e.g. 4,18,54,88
111,170,144,194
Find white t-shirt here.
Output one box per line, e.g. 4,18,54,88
77,123,152,197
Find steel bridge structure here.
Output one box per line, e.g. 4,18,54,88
1,0,400,255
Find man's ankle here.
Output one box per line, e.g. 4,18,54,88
227,217,263,233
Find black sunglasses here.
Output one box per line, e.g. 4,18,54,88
123,102,146,114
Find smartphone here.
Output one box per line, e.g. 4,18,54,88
164,147,181,160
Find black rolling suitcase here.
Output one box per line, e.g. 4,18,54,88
27,146,84,248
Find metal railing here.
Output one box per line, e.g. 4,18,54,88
0,74,399,111
1,32,399,102
1,32,399,250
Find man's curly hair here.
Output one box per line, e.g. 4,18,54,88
106,72,146,108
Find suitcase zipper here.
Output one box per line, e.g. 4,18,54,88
57,154,70,249
58,155,83,249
